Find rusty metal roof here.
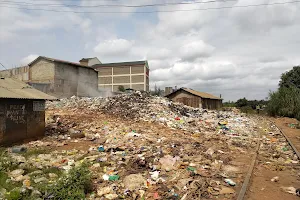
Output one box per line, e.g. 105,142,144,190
0,77,56,100
166,87,222,100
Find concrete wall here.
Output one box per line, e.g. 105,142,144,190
0,99,45,146
96,64,149,92
77,67,98,97
0,66,29,81
30,59,55,82
54,63,98,97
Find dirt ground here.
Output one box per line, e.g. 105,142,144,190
246,117,300,200
273,117,300,156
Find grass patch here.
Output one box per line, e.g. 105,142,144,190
0,171,22,191
21,148,49,159
42,167,64,177
40,162,93,200
0,152,19,172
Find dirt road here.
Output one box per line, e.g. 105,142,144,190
245,117,300,200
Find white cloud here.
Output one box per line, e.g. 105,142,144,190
180,40,215,61
20,54,39,65
1,0,300,101
94,39,134,57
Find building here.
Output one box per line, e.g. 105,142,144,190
0,77,56,145
0,66,29,81
93,61,149,92
0,56,99,98
165,87,222,109
79,57,101,67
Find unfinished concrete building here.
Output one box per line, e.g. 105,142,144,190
0,56,98,98
93,61,150,92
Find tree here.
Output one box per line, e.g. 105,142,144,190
267,66,300,120
236,97,248,107
118,85,126,92
279,66,300,89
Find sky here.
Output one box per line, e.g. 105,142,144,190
0,0,299,101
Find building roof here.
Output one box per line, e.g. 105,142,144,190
0,77,56,100
166,87,222,100
29,56,90,68
93,60,148,68
79,57,97,62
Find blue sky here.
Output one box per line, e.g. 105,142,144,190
0,0,300,101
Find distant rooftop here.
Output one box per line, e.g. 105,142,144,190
93,60,148,68
165,87,222,100
0,77,56,100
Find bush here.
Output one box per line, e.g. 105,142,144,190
41,162,92,200
267,86,300,120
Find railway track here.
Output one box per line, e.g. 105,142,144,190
237,118,300,200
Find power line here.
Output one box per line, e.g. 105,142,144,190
0,0,299,13
0,63,7,70
0,0,238,8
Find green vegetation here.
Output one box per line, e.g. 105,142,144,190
223,98,268,114
21,148,48,159
118,85,126,92
40,162,92,200
267,66,300,120
0,150,19,172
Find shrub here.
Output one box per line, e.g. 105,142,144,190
267,86,300,120
41,162,92,200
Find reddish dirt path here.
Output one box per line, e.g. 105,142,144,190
246,117,300,200
273,117,300,156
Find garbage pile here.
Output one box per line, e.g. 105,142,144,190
3,93,298,199
47,92,253,135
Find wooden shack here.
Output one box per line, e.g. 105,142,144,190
165,87,222,109
0,77,56,146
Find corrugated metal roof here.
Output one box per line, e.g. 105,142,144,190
93,60,147,68
166,87,222,100
0,77,56,100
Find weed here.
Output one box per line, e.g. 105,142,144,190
0,151,19,172
40,162,93,200
21,148,49,159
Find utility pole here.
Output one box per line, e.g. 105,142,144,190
0,62,7,70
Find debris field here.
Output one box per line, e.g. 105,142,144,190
0,91,299,200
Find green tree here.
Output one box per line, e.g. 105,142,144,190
279,66,300,89
268,66,300,120
236,97,248,107
118,85,126,92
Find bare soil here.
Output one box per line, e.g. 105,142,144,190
246,117,300,200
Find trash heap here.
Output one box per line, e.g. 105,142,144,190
47,91,254,135
4,93,294,199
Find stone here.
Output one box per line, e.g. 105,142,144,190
123,174,146,190
105,194,119,199
48,173,58,179
10,169,24,178
97,186,112,197
34,177,48,183
220,187,235,194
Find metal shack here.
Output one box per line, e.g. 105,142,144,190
165,87,223,109
0,77,56,145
